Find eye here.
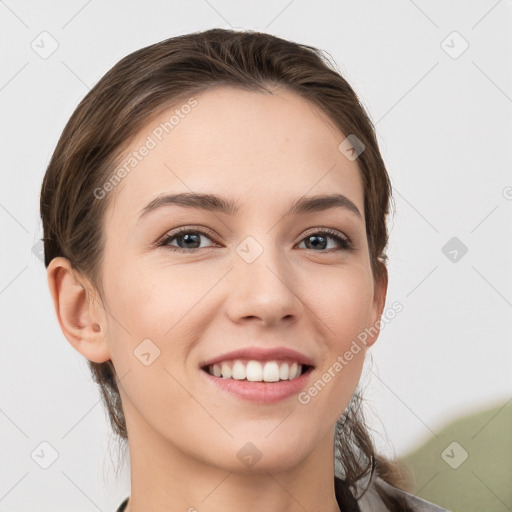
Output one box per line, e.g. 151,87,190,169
157,226,352,253
297,229,352,252
156,227,218,252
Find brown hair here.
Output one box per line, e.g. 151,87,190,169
40,28,414,508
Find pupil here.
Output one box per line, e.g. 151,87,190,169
308,235,326,250
181,233,199,248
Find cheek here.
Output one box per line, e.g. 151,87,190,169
310,264,375,343
100,262,206,438
290,265,374,408
104,253,201,333
101,255,218,384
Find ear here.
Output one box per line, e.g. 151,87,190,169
365,261,388,348
46,257,111,363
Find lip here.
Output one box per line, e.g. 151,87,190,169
199,346,315,368
200,364,315,404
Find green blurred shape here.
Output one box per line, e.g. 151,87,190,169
400,399,512,512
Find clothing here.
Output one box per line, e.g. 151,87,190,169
352,476,450,511
115,475,450,512
116,496,128,512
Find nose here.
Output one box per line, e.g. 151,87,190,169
224,241,302,327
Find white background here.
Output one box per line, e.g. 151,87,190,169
1,1,511,511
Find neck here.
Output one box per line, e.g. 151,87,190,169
122,415,342,512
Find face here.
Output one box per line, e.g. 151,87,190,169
87,86,386,473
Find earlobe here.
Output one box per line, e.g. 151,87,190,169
47,257,111,363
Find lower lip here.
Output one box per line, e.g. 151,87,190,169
200,366,314,404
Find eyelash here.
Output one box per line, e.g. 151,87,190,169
156,226,352,253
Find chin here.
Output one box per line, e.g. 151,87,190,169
206,438,310,475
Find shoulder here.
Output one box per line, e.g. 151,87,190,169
356,476,451,512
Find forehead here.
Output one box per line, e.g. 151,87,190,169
106,86,364,223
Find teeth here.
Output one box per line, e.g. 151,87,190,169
208,360,305,382
220,363,231,378
232,360,246,380
262,361,280,382
279,362,289,380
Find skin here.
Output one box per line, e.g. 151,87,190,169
47,86,387,512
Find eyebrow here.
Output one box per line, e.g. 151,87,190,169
138,192,362,221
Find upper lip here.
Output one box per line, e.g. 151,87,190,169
200,347,315,368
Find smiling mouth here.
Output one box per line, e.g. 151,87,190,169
201,360,313,382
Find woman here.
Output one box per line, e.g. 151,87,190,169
40,28,449,512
